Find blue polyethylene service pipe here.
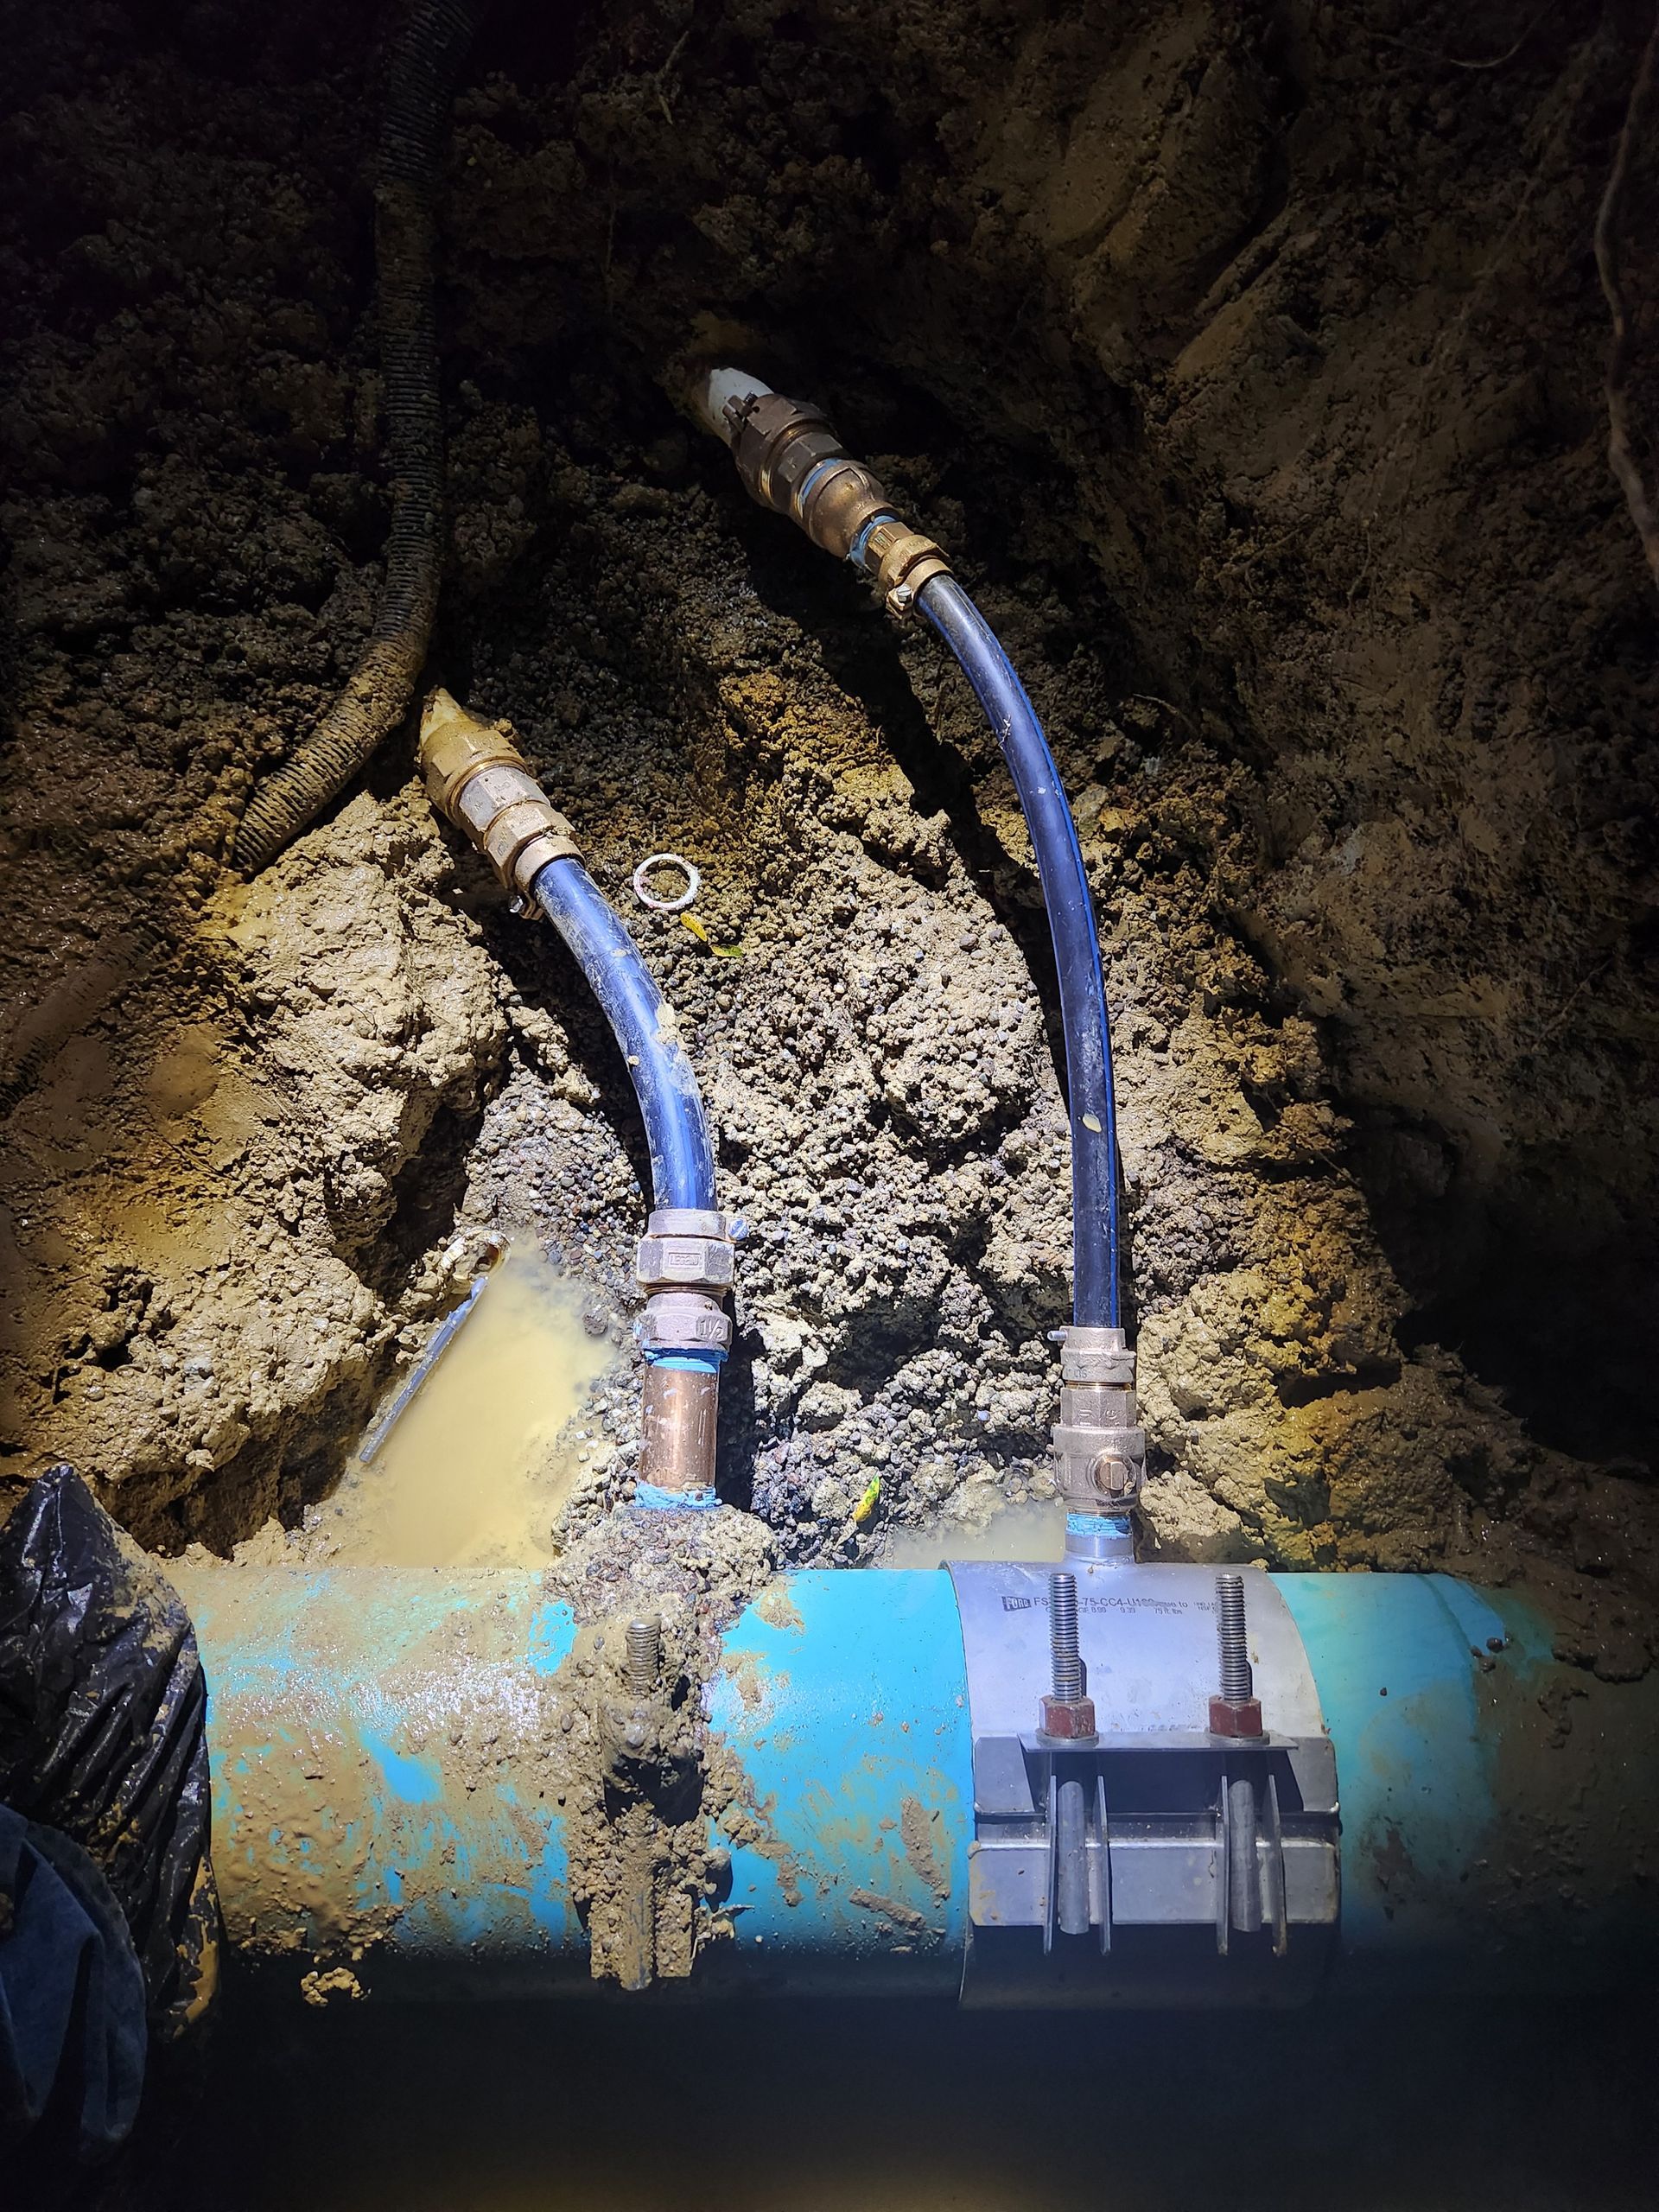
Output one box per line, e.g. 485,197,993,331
917,575,1122,1329
531,855,716,1213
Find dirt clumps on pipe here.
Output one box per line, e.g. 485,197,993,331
544,1503,776,1987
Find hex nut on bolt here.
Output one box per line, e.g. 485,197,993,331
1210,1570,1262,1736
1207,1694,1264,1739
1039,1694,1098,1740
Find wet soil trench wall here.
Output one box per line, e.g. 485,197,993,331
3,2,1658,2204
3,0,1656,1649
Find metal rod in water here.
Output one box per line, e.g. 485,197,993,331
358,1273,489,1465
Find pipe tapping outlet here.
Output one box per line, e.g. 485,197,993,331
418,686,736,1511
1052,1325,1145,1563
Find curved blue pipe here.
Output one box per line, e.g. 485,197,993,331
531,855,715,1213
917,575,1121,1328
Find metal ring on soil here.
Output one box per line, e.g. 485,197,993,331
632,852,702,912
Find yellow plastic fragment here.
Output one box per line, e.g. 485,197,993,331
854,1475,881,1524
681,912,743,958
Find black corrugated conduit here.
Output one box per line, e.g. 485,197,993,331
232,0,485,872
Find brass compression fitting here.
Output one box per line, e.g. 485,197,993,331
418,688,582,910
1051,1325,1147,1517
635,1211,736,1499
708,374,952,617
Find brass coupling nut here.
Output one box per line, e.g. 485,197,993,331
637,1290,733,1356
724,390,842,518
723,390,896,564
859,518,951,618
418,689,582,908
634,1207,736,1294
1052,1325,1136,1389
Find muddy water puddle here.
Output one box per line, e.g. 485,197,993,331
321,1247,619,1567
878,1498,1065,1568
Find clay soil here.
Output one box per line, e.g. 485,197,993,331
3,0,1657,1680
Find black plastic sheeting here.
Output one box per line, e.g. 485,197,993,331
0,1465,218,2038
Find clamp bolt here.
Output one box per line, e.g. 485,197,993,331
625,1615,662,1698
1039,1571,1096,1740
1208,1572,1264,1738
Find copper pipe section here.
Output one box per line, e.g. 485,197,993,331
639,1362,721,1495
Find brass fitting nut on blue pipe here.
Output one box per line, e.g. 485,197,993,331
721,388,950,613
418,687,582,907
634,1207,736,1294
857,517,952,616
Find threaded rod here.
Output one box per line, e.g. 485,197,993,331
1215,1573,1253,1704
1049,1572,1084,1702
625,1617,661,1697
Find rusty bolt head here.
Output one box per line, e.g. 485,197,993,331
1039,1694,1097,1740
1208,1695,1264,1739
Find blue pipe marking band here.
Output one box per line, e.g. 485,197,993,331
633,1480,720,1512
643,1349,727,1372
849,510,900,568
792,456,847,523
1066,1513,1133,1536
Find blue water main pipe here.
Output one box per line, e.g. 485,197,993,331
531,855,716,1214
174,1559,1659,2001
915,576,1122,1332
